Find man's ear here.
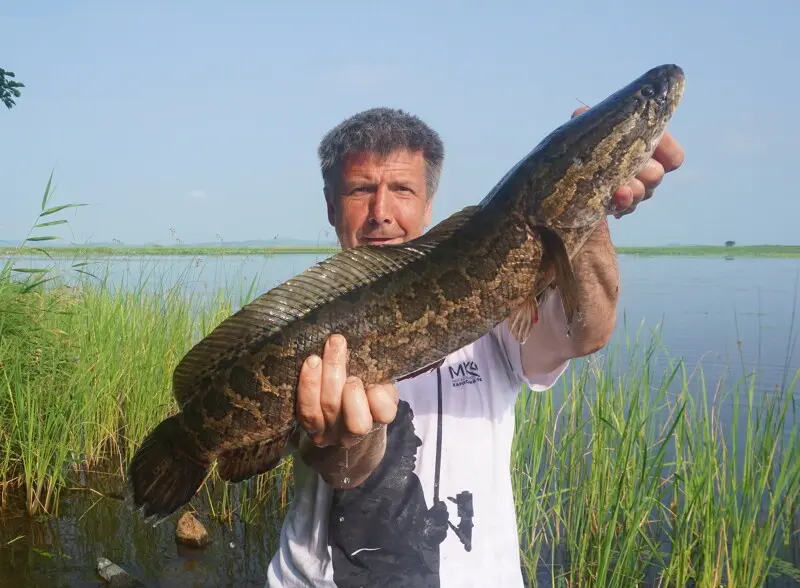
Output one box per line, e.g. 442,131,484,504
324,186,336,227
423,195,433,228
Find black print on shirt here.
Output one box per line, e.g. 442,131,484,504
327,397,472,588
447,491,474,552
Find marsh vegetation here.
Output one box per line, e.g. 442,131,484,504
1,186,799,586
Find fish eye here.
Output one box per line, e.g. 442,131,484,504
640,85,655,98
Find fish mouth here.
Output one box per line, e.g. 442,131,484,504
643,64,685,117
662,64,685,105
658,64,685,88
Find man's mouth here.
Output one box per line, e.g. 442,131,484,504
362,236,403,245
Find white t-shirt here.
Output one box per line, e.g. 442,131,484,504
266,311,568,588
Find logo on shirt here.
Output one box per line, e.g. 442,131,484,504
448,360,482,387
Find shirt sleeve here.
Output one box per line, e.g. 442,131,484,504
491,292,570,392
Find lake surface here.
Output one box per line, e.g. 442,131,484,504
2,252,799,586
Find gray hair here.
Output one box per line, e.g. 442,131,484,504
318,107,445,199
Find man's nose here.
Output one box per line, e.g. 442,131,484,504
368,185,392,225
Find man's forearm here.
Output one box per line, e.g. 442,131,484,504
294,425,387,488
566,218,620,356
520,219,620,374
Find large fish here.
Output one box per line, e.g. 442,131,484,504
128,64,685,522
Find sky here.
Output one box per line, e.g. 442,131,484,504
2,0,798,247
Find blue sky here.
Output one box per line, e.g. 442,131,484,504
2,0,798,246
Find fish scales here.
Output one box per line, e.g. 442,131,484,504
127,64,685,522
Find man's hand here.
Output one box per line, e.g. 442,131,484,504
571,106,685,217
295,334,399,487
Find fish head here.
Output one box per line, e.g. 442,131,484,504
525,63,685,230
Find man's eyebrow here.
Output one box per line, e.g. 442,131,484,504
344,180,377,191
388,180,417,192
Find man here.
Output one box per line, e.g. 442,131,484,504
267,106,683,587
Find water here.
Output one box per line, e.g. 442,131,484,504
613,255,800,397
0,492,280,587
2,252,799,586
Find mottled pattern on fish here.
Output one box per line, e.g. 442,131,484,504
127,64,685,522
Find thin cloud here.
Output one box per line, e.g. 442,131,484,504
189,189,208,199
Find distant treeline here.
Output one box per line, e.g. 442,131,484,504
615,245,800,257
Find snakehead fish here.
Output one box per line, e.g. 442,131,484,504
128,63,685,521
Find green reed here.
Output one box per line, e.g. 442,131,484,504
0,269,295,519
512,323,800,587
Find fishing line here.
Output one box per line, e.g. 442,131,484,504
434,366,443,505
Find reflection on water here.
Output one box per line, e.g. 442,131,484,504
0,491,282,587
2,253,799,586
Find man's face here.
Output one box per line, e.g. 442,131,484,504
326,148,433,250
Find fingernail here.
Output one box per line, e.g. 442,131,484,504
306,355,320,368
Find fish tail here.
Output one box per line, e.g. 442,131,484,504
125,414,211,524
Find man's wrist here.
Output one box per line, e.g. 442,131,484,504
296,424,387,488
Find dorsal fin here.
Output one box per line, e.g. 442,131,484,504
410,204,480,245
171,204,481,406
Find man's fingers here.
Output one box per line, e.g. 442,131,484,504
298,332,399,448
319,334,348,430
652,130,684,172
296,354,324,436
635,159,665,196
612,184,634,210
341,376,373,439
611,177,646,217
366,383,399,424
628,177,646,203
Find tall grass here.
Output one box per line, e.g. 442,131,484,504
0,263,289,512
512,326,800,587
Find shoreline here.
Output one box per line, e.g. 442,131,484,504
2,244,799,258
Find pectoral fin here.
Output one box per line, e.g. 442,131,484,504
508,297,539,345
538,226,581,336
